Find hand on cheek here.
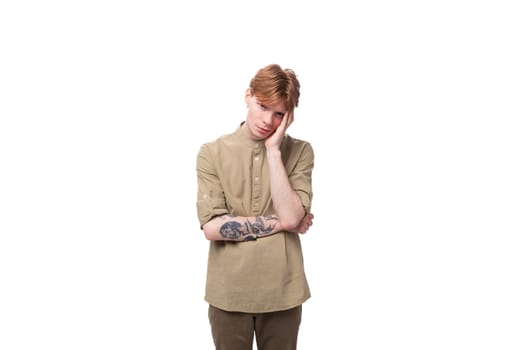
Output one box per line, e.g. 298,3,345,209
265,114,289,150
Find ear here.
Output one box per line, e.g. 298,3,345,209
245,88,252,106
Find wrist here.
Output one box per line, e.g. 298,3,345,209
266,148,281,159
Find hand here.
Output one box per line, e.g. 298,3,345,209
265,111,294,150
290,213,314,234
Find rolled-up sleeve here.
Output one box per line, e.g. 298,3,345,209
196,144,228,228
289,141,314,213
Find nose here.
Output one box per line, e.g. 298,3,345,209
261,111,273,126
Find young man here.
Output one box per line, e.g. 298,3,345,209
196,63,315,350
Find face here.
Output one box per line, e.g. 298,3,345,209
243,89,286,141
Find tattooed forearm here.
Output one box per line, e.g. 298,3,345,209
219,215,278,241
218,221,250,240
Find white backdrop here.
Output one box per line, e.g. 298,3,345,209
1,1,524,349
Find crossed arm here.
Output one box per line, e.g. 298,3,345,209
202,212,314,241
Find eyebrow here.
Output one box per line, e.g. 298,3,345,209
257,99,285,116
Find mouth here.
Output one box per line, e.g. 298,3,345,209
256,126,271,134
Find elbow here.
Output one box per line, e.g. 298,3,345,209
279,208,306,231
280,217,302,231
203,227,215,241
202,221,219,241
276,199,306,231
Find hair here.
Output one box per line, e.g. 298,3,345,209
249,64,301,113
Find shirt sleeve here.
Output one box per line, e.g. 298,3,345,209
288,141,314,214
196,143,229,228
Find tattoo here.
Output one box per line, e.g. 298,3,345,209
219,222,244,240
250,216,275,236
219,215,277,241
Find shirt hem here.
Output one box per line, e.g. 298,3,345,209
205,294,311,314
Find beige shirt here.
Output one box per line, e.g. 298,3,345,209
196,124,314,313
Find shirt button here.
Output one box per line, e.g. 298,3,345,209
255,177,259,182
254,156,259,161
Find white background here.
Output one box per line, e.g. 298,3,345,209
1,1,524,349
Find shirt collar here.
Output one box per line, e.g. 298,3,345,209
234,122,266,148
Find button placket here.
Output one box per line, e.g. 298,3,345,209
252,146,262,213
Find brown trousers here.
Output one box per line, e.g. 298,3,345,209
208,304,302,350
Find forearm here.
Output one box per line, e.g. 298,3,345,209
202,214,283,241
266,149,305,230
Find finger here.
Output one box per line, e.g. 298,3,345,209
287,111,294,127
282,113,290,130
